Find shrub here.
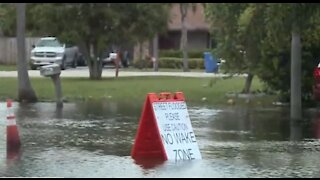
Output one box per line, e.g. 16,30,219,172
158,57,204,69
157,57,181,69
132,59,153,69
159,49,212,59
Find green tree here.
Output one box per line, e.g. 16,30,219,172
263,3,320,121
0,3,16,36
237,3,267,93
257,10,320,105
119,3,169,68
205,2,320,109
26,3,170,79
28,3,118,79
205,3,262,93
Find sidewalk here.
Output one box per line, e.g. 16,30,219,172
0,68,246,78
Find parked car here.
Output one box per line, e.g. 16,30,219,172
76,52,87,66
30,37,79,70
76,44,88,66
313,64,320,100
101,51,117,68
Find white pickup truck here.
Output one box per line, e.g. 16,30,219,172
30,37,79,70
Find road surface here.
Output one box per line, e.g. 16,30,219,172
0,67,246,78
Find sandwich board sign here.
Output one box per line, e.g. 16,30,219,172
131,92,202,162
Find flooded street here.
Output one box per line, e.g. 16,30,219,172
1,101,320,177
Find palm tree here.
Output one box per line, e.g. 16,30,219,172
179,3,197,72
16,3,37,102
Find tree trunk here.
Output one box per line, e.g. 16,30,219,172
88,42,102,80
0,26,3,36
242,73,254,94
152,35,159,72
180,4,189,72
139,41,143,61
290,26,302,122
139,40,144,69
115,53,120,78
16,3,37,103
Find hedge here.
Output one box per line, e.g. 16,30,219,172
133,57,205,69
159,49,213,59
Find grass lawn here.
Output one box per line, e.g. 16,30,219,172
0,76,276,107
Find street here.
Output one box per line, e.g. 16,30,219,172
0,67,245,78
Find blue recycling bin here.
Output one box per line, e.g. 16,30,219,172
203,52,218,73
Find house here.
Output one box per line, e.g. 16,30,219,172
133,3,213,61
159,3,212,50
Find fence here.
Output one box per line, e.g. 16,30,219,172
0,37,40,65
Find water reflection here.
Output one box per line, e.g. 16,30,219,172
194,106,291,142
0,101,320,177
54,107,63,119
290,120,303,141
133,158,165,170
312,111,320,139
6,147,22,161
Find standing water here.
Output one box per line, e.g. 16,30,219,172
0,101,320,177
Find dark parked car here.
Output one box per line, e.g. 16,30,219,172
76,52,87,66
313,64,320,100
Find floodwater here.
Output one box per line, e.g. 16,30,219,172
1,100,320,177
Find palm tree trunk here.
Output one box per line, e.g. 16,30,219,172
139,41,143,61
290,24,302,122
139,40,144,69
152,34,159,72
180,4,189,72
16,3,37,103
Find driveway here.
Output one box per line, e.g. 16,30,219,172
0,67,245,78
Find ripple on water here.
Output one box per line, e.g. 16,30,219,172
1,102,320,177
188,107,221,119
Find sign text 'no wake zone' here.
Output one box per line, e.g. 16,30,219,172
152,101,202,162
